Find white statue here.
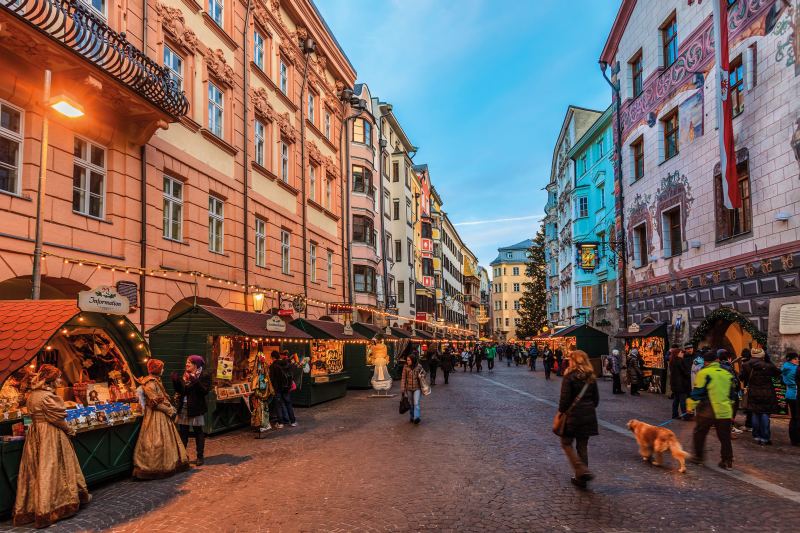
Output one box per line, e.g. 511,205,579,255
370,339,392,391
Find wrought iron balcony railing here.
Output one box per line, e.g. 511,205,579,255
2,0,188,118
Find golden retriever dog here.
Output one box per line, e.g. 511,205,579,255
627,419,687,473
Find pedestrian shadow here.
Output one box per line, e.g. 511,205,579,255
202,453,252,466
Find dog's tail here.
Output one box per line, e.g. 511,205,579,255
666,435,688,458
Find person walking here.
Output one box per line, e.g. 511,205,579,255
475,345,484,373
269,351,297,428
441,346,453,384
428,346,440,386
486,344,496,372
555,348,564,377
556,350,599,489
609,349,623,394
669,348,691,419
739,348,753,430
401,354,426,424
740,348,781,445
543,348,554,380
689,350,736,469
172,355,211,465
781,352,799,446
461,348,470,372
529,344,539,371
718,350,742,435
626,349,643,396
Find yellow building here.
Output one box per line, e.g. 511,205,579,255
489,239,533,340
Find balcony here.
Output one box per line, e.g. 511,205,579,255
1,0,188,118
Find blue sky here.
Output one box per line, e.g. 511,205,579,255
316,0,618,268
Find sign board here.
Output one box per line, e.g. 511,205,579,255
779,304,800,335
343,322,353,336
278,294,295,317
577,244,598,271
385,326,392,335
78,286,130,315
422,276,434,288
420,238,433,253
628,323,641,333
416,312,428,322
328,303,350,315
266,315,287,332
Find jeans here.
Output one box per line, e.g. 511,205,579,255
751,412,771,442
612,373,622,394
693,416,732,463
408,389,421,421
430,364,438,385
672,392,688,418
442,368,450,384
178,424,206,460
530,358,537,371
561,436,590,477
544,365,551,380
488,359,494,370
788,399,800,445
279,391,296,424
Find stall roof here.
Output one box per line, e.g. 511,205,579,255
352,322,396,339
615,322,668,339
0,300,80,385
292,318,367,340
551,324,609,339
148,305,312,339
390,327,412,339
415,329,434,340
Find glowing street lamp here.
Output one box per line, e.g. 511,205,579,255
49,95,85,118
252,291,265,313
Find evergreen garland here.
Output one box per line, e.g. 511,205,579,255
690,307,767,348
516,223,547,338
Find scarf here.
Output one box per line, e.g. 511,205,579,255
183,367,201,386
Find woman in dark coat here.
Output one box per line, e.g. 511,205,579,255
668,348,692,419
557,350,599,489
172,355,211,465
740,348,781,445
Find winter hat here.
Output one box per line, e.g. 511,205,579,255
147,358,165,375
187,354,206,368
786,352,799,362
750,348,765,359
684,342,695,349
611,349,620,356
716,349,729,359
703,351,719,362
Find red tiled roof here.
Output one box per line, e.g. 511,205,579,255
0,300,80,386
199,306,312,339
292,318,367,340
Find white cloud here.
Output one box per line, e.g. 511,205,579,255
454,214,543,227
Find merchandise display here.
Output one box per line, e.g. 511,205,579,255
310,340,344,377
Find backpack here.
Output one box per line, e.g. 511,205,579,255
281,364,294,393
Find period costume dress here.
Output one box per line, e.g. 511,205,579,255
133,376,190,479
370,342,392,391
13,386,90,528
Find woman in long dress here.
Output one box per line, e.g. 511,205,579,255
133,359,190,479
13,364,91,528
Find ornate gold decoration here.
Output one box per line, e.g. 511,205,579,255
760,259,773,273
712,270,720,283
782,253,794,270
744,263,755,277
686,278,693,289
729,267,738,280
205,49,234,86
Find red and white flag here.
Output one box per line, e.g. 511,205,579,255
712,0,741,209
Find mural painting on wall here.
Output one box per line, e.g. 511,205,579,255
678,91,704,146
772,0,798,74
626,193,655,281
654,171,695,256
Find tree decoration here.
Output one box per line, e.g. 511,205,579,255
690,307,767,348
516,223,547,339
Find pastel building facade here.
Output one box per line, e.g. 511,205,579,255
490,239,532,340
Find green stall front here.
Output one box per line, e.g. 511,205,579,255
0,300,149,518
147,305,312,434
550,323,610,375
290,318,360,402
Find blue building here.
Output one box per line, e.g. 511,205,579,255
566,106,618,332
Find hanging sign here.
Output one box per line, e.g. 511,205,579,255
78,286,130,315
628,323,641,333
343,322,354,336
385,326,392,335
577,244,598,271
278,294,295,317
266,315,287,332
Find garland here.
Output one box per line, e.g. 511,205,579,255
690,307,767,348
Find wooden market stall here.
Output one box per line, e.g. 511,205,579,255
351,322,398,389
550,324,609,375
290,318,360,404
615,322,670,394
147,305,312,434
0,299,148,517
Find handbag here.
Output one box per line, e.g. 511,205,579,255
418,370,432,396
740,366,754,410
399,394,411,415
552,381,590,436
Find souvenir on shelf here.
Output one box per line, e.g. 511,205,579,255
627,336,666,369
310,340,343,375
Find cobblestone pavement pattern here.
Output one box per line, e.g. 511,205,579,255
3,364,800,532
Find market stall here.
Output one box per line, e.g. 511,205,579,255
0,298,147,517
550,324,609,375
147,305,312,434
615,322,669,394
388,327,413,379
351,322,398,389
291,318,359,404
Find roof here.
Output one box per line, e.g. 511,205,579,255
615,322,668,339
390,327,412,339
551,324,609,339
549,106,603,184
150,305,312,339
0,300,81,386
567,105,614,159
490,239,534,266
309,0,356,72
292,318,367,340
352,322,396,339
600,0,637,65
415,329,434,340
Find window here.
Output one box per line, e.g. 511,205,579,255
72,138,105,219
505,253,512,259
579,154,587,175
354,265,376,293
494,301,500,311
324,111,331,139
577,196,589,218
505,318,510,327
307,91,315,124
327,250,334,287
325,177,332,209
352,165,373,194
632,223,648,268
395,240,402,262
163,45,183,90
253,31,265,70
730,55,744,117
514,300,520,310
310,243,317,283
254,120,265,166
0,101,22,195
392,161,399,182
504,301,508,310
632,136,644,181
397,281,405,303
162,176,183,241
600,283,608,305
279,59,288,94
281,230,291,274
596,140,604,158
208,82,223,138
662,109,679,160
579,286,593,307
392,199,400,220
496,317,501,328
352,215,375,246
353,118,371,145
407,239,413,266
209,0,223,26
715,162,752,241
661,14,678,67
597,184,606,208
514,318,520,326
84,0,106,17
208,196,224,253
309,164,316,201
280,141,289,183
663,206,682,257
513,283,520,292
254,218,266,267
513,267,519,276
629,50,643,98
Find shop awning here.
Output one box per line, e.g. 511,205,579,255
352,322,396,340
148,305,312,340
615,322,668,339
390,327,412,339
292,318,368,340
0,300,80,385
415,329,434,340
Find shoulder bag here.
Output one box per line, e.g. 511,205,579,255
418,369,431,396
552,381,590,437
740,366,754,410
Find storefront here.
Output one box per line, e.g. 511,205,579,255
351,323,397,389
147,305,312,434
550,324,609,375
616,322,670,394
0,298,148,517
291,319,359,405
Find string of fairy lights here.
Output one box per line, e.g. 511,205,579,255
46,252,478,339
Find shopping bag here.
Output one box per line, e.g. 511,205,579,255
399,394,411,415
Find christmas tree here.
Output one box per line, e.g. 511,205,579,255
516,223,547,338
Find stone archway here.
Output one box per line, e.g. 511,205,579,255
0,276,89,300
692,308,765,353
168,297,222,319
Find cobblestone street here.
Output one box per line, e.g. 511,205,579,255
4,364,800,532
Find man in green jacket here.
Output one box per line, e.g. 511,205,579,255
486,345,496,372
687,350,736,469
